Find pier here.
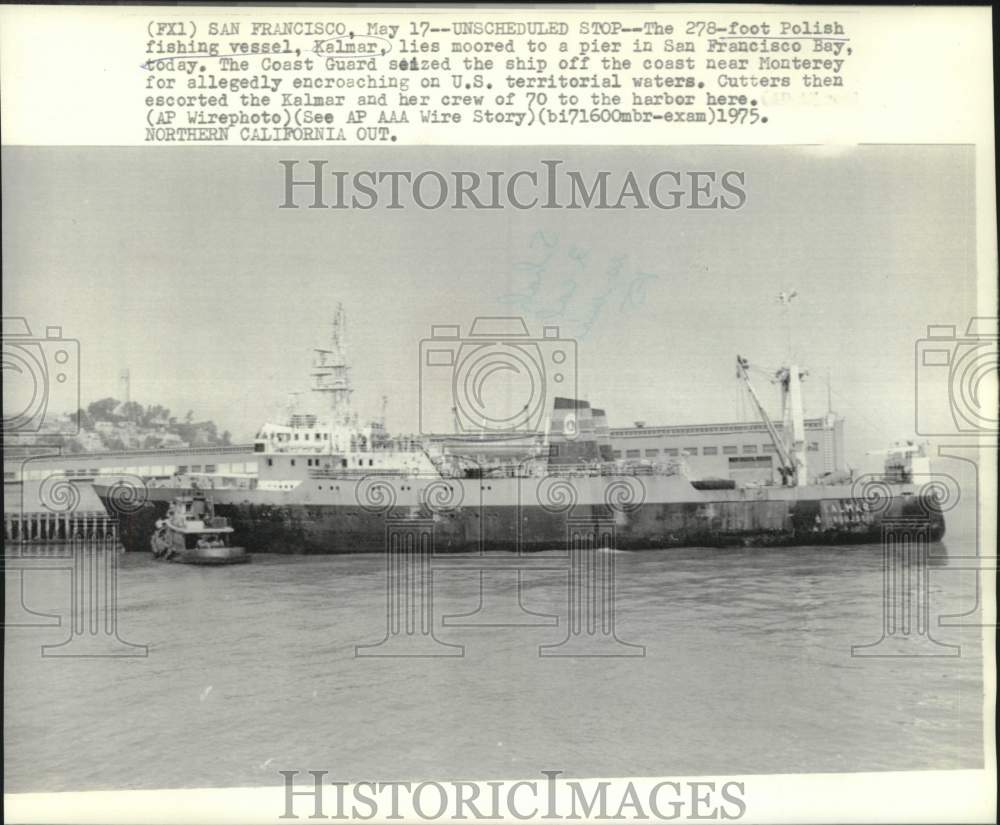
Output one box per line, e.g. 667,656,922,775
3,510,116,545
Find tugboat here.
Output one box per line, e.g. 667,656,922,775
150,492,249,565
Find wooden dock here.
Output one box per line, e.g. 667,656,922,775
3,510,117,544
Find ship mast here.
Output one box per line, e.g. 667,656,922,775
776,363,808,486
736,355,807,487
310,303,354,424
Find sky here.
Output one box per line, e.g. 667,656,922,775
2,145,980,467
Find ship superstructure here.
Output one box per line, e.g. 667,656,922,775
253,303,439,480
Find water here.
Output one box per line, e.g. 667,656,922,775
3,508,986,793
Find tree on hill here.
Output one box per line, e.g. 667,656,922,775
143,404,171,427
87,397,121,422
118,401,144,424
75,396,230,448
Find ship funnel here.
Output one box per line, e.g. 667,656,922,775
547,397,601,466
591,408,615,462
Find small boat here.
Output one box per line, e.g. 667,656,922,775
150,492,249,565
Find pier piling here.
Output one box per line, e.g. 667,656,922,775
3,510,115,547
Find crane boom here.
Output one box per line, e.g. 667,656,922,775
736,355,798,485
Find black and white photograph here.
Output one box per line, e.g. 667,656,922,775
2,6,996,825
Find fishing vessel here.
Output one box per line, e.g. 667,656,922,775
95,309,947,555
150,491,248,564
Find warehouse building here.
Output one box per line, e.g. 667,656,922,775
608,413,846,484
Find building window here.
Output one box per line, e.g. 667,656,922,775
762,444,776,453
645,449,659,457
723,446,737,455
267,459,273,467
191,465,202,473
549,445,560,457
612,450,622,459
290,459,295,467
177,466,188,474
808,442,820,451
729,456,772,467
743,445,757,454
664,448,678,457
683,447,698,456
625,449,640,459
703,446,718,455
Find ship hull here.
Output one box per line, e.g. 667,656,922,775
171,546,250,565
97,481,946,554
